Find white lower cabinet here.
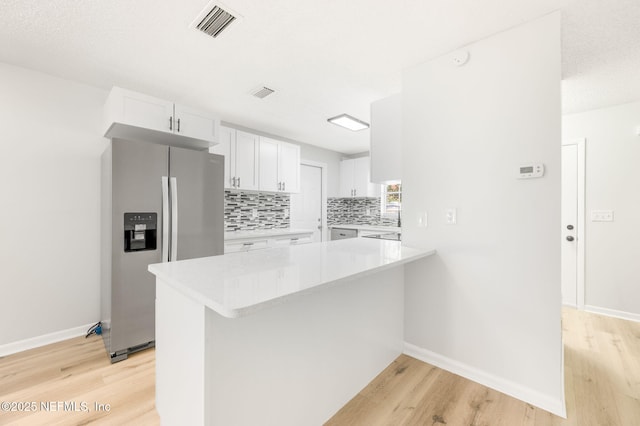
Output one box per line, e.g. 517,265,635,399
224,232,313,253
224,239,270,253
271,235,313,247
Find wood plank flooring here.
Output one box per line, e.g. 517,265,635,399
1,308,638,425
327,308,640,425
0,337,158,425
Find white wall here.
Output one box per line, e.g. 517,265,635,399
0,63,108,347
563,101,640,319
401,13,564,415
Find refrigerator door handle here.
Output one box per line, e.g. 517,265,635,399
170,177,178,262
161,176,170,263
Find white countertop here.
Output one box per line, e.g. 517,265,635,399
329,224,401,233
148,238,434,318
224,228,315,241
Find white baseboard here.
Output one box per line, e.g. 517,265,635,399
0,323,97,357
584,305,640,323
403,342,566,418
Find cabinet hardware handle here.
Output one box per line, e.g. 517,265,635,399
169,116,173,131
177,118,181,133
243,242,254,246
237,177,240,187
232,177,236,187
566,236,575,242
283,182,286,191
354,189,356,196
291,238,299,241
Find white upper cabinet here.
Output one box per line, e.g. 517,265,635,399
210,127,259,191
234,131,260,191
103,87,219,149
210,126,233,188
173,104,218,144
258,137,280,192
339,157,380,197
278,141,300,193
258,137,301,193
370,93,402,183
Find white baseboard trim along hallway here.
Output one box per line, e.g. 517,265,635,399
584,305,640,323
403,342,567,418
0,323,97,357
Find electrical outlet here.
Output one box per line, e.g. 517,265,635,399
445,208,457,225
591,210,614,222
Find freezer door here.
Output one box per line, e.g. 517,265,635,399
110,139,168,355
169,147,224,260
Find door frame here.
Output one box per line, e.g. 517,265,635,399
298,160,328,242
561,138,586,309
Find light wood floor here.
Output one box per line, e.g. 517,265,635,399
1,308,638,425
0,337,159,425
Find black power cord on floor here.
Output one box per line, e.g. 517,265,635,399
85,322,102,338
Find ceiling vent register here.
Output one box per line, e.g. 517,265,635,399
252,87,275,99
196,5,236,38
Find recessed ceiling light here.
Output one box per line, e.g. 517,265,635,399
327,114,369,131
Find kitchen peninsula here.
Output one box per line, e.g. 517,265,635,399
148,238,435,426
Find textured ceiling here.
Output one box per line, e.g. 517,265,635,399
0,0,638,154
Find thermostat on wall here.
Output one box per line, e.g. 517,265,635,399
517,163,544,179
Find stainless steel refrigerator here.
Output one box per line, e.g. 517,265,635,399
101,138,224,362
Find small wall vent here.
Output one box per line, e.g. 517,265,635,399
194,3,237,38
252,87,275,99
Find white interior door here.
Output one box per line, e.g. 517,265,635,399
561,144,578,306
290,164,323,242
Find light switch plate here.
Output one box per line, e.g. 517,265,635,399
591,210,614,222
445,208,457,225
417,212,428,228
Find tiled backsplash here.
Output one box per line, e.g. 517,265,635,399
328,197,398,227
225,190,290,232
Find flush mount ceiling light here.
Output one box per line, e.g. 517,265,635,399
327,114,370,131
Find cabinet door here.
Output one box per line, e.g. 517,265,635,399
339,159,355,197
258,137,280,192
278,142,300,193
114,87,175,135
370,94,402,183
353,156,380,197
210,126,234,189
174,104,218,144
234,131,260,191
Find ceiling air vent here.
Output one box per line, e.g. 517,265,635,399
252,87,275,99
195,4,237,38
